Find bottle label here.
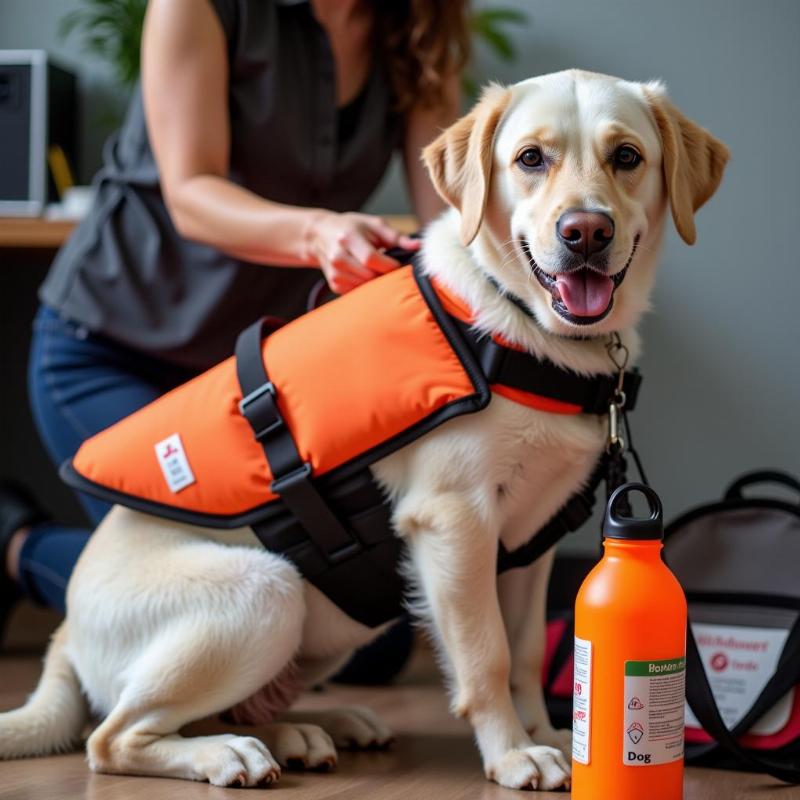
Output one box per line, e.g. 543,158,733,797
623,657,686,766
572,637,592,764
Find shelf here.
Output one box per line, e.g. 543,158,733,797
0,218,77,249
0,215,417,251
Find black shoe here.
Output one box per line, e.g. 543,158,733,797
331,616,415,685
0,481,49,641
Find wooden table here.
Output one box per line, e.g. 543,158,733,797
0,647,787,800
0,217,77,250
0,215,417,253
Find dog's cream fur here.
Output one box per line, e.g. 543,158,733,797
0,70,728,791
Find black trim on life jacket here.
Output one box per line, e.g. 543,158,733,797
450,316,642,414
60,265,493,535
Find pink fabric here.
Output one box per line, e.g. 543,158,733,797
542,618,568,689
550,656,575,699
225,661,304,725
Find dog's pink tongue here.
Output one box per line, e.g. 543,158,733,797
555,271,614,317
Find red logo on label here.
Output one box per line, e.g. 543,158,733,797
573,710,587,722
710,652,729,672
574,681,582,696
626,721,645,745
162,444,178,459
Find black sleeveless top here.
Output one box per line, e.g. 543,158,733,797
40,0,401,370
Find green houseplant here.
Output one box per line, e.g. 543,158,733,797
466,6,527,98
61,0,527,97
60,0,147,87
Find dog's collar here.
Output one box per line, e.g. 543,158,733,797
421,269,642,416
476,266,605,344
481,269,540,322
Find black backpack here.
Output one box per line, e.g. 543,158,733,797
664,471,800,783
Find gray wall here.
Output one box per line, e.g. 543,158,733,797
342,0,800,550
476,0,800,550
2,1,799,551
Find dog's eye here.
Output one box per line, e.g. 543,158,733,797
517,147,544,169
613,145,642,170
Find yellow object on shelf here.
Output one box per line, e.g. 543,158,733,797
47,145,76,198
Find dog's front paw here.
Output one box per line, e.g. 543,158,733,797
198,735,281,787
486,745,571,791
259,723,338,771
302,706,394,750
533,726,572,761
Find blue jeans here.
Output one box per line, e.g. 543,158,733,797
21,305,195,611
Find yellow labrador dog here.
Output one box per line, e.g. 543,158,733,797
0,70,728,791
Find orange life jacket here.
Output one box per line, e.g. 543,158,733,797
63,264,641,626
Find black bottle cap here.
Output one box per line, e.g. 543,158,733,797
603,482,664,541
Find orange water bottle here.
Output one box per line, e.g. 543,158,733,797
572,482,687,800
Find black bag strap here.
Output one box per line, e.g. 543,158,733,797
724,471,800,506
235,318,362,565
685,613,800,783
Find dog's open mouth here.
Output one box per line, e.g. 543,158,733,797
522,236,639,326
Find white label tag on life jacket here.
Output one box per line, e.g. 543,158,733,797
154,433,196,493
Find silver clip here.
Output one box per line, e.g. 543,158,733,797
607,400,625,453
606,332,629,410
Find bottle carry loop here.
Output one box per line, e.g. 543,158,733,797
604,482,663,540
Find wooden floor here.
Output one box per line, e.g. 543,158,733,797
0,641,792,800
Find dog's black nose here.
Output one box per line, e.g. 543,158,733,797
556,210,615,258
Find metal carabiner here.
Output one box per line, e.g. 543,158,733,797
606,400,626,453
606,332,629,410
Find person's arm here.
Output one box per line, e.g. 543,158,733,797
402,71,461,227
141,0,416,294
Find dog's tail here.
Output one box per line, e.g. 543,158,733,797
0,622,88,758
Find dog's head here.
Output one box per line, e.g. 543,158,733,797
423,70,730,335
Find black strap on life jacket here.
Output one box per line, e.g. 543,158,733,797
235,264,640,627
236,319,407,628
236,318,363,566
449,316,641,414
496,458,606,572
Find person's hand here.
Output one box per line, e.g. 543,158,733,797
305,211,420,295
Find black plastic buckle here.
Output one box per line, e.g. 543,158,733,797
239,382,283,441
271,462,363,564
270,461,312,494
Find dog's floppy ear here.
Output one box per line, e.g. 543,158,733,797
422,83,511,246
644,83,730,245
